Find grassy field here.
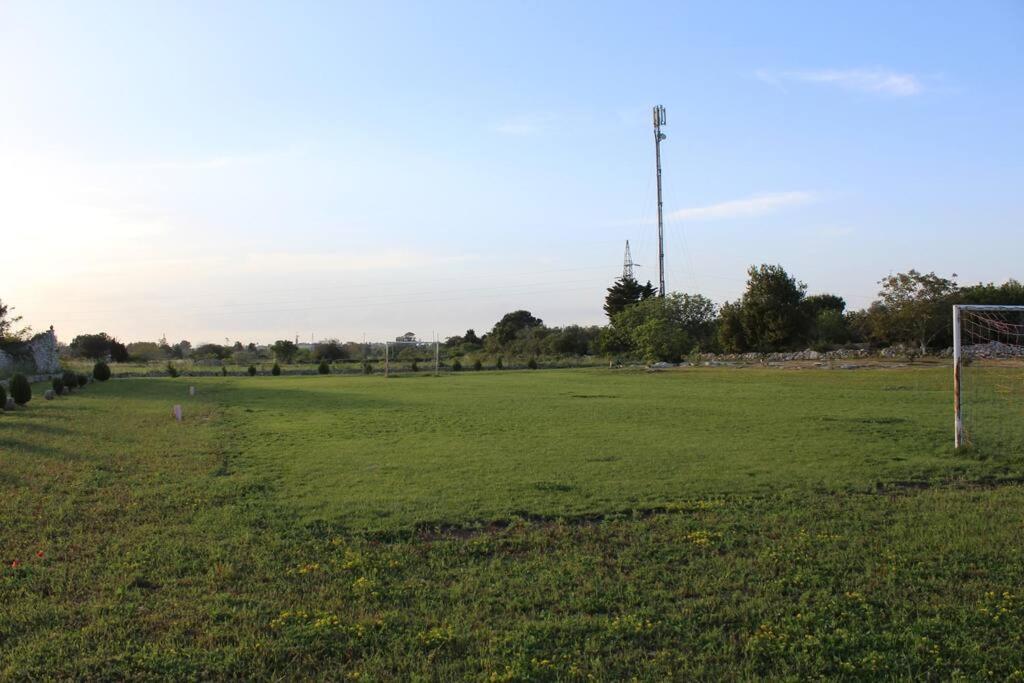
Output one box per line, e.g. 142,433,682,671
2,368,1023,679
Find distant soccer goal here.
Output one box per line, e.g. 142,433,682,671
953,305,1024,450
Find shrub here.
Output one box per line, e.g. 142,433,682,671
221,366,228,376
473,359,483,371
271,362,281,376
452,359,462,371
166,362,179,378
527,357,538,370
363,362,372,375
411,360,419,372
52,376,64,395
496,357,503,370
93,361,111,382
10,374,31,405
62,370,77,392
0,382,6,408
318,360,330,375
77,373,88,387
248,365,257,376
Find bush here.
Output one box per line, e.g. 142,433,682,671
318,360,330,375
221,366,228,377
93,361,111,382
9,374,31,405
363,362,373,375
411,360,419,372
248,365,257,376
496,357,503,370
77,373,88,387
452,359,462,371
166,362,179,378
271,362,281,376
473,359,483,371
527,357,538,370
52,376,64,395
0,382,6,408
62,370,77,392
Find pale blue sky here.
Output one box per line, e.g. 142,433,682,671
2,1,1022,344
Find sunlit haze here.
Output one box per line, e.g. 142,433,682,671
2,1,1022,344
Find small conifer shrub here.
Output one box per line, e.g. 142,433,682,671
93,361,111,381
363,362,372,375
496,357,503,370
452,359,462,371
0,382,6,408
318,360,330,374
248,365,257,376
411,360,419,372
221,366,228,376
10,374,31,405
62,370,77,392
271,362,281,376
77,373,88,387
52,376,64,395
527,357,538,370
473,359,483,371
166,362,179,378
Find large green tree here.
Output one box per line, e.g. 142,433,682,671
603,276,657,321
271,339,299,363
869,270,958,353
70,333,129,361
611,293,716,362
490,310,543,347
719,265,809,352
312,339,347,362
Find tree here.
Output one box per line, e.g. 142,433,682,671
170,340,192,359
869,270,958,353
126,341,167,362
958,279,1024,306
70,333,128,361
603,276,657,321
802,294,848,346
193,343,229,360
0,299,30,342
611,293,717,362
271,339,299,363
490,310,543,347
312,339,347,362
718,265,808,352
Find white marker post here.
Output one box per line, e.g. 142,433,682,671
172,404,183,422
189,386,196,396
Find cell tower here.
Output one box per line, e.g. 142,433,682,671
622,240,638,280
652,104,667,297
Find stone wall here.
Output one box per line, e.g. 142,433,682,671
0,328,60,378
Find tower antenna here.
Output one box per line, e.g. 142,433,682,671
652,104,667,296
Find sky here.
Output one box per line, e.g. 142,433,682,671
2,1,1022,345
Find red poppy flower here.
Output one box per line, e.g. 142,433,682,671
36,551,44,558
10,560,18,569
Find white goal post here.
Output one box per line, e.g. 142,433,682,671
953,304,1024,449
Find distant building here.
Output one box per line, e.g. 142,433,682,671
394,332,417,344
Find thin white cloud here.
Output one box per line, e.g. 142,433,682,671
670,191,815,222
756,68,923,96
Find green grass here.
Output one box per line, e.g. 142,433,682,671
2,368,1023,679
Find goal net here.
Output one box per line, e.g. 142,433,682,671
954,305,1024,452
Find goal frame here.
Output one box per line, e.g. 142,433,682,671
952,304,1024,448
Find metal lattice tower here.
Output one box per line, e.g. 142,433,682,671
622,240,636,280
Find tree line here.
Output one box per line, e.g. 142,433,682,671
4,265,1022,367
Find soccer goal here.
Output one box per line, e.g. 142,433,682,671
953,305,1024,450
